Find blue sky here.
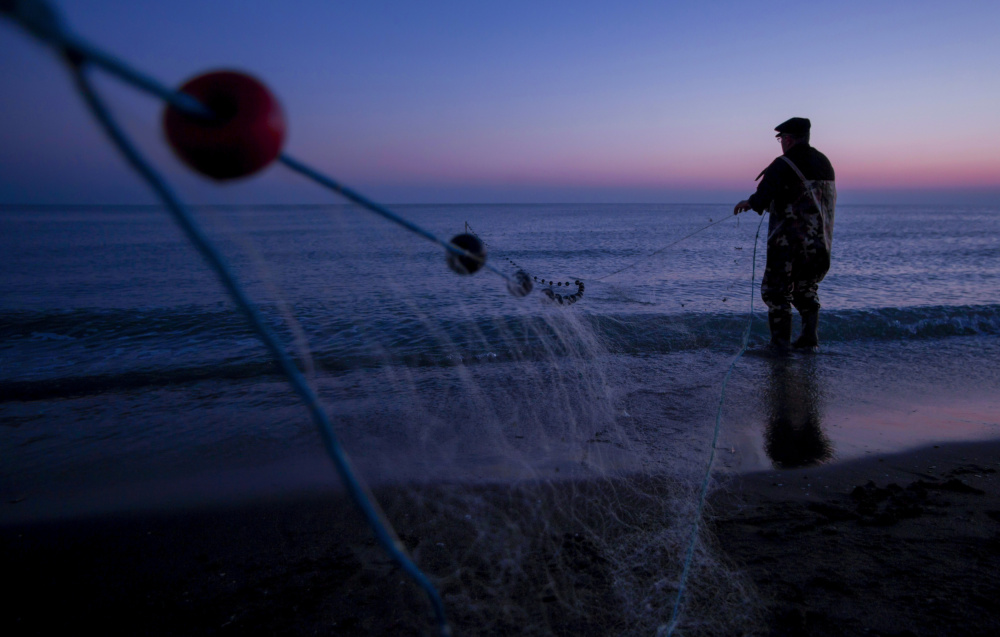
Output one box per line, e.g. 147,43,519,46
2,0,998,204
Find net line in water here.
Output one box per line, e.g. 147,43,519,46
467,215,735,306
4,1,769,633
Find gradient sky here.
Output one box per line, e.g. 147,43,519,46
2,0,998,204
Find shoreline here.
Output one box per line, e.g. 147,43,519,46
709,439,1000,636
3,440,1000,635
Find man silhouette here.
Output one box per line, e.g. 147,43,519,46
735,117,836,351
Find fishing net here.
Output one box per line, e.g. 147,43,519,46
0,2,775,634
181,201,770,635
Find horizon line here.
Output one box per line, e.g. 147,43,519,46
2,200,997,209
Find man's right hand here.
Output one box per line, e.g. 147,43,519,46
734,200,752,215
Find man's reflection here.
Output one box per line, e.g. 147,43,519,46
764,356,832,468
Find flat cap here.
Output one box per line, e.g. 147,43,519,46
775,117,811,136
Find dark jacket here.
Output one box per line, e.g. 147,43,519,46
748,143,835,214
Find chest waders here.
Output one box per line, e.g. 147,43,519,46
763,156,837,351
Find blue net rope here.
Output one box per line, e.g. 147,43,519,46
662,211,766,636
3,1,768,633
3,1,451,633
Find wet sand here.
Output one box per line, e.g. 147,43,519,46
710,440,1000,637
3,440,1000,636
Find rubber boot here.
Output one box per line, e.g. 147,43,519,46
768,310,792,353
793,310,819,352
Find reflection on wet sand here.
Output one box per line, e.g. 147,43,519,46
764,355,832,468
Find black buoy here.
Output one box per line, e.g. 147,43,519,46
507,269,533,297
446,233,486,275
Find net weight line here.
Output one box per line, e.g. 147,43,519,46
464,220,586,304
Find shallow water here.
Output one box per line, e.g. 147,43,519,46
2,203,999,520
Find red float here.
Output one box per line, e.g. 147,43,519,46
163,70,286,180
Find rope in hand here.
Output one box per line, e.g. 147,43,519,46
2,1,452,634
660,211,767,636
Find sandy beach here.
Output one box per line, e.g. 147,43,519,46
711,440,1000,636
3,439,1000,636
3,1,999,635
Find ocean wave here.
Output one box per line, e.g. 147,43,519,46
2,304,999,401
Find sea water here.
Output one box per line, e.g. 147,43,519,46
2,203,999,520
